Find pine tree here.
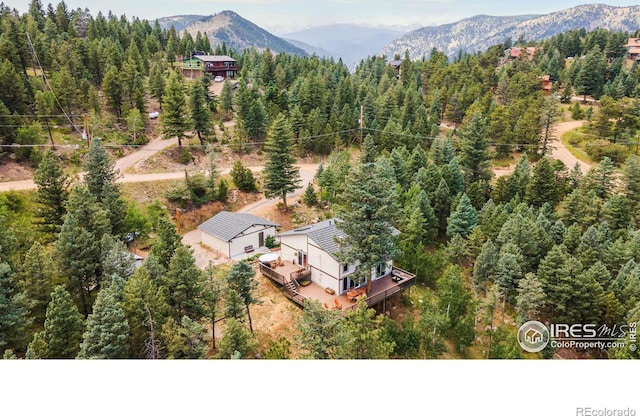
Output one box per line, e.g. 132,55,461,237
539,94,560,156
473,239,499,292
525,157,558,207
189,78,212,146
150,216,182,269
515,273,547,324
29,285,84,358
122,267,170,358
18,241,56,326
458,111,491,183
262,114,301,210
446,193,478,238
148,61,166,109
336,136,399,290
295,299,341,359
0,256,32,352
33,150,70,239
623,155,640,225
335,298,394,359
216,317,256,359
56,185,111,315
83,139,126,235
164,246,205,321
224,261,260,332
302,183,317,207
162,71,189,147
77,285,130,359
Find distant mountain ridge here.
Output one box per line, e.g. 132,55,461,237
283,24,409,69
381,4,640,60
159,11,308,56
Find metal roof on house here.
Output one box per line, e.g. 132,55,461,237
193,55,236,63
198,211,278,242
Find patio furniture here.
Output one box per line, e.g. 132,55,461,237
325,287,335,295
347,287,366,302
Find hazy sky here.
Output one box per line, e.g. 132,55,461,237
8,0,640,33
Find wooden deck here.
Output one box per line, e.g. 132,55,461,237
259,261,416,312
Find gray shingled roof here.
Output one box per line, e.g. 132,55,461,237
278,219,344,259
198,211,278,242
279,219,399,261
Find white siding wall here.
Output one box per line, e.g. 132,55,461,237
228,225,276,258
201,225,276,259
279,234,308,265
308,243,340,294
201,232,230,257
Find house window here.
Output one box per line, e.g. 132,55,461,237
343,263,349,273
376,262,386,278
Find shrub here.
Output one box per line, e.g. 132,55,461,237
230,160,257,192
584,140,628,164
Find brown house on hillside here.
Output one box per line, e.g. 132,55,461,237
625,38,640,61
182,54,240,79
506,47,537,61
541,75,553,95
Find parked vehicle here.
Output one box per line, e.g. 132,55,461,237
214,76,224,82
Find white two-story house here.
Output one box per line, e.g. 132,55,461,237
277,219,398,295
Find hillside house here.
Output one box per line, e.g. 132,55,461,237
388,59,404,78
506,46,537,61
198,211,278,259
626,38,640,61
182,54,239,79
259,219,416,310
541,75,553,95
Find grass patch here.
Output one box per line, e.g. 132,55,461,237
120,179,183,206
561,129,595,166
492,155,515,168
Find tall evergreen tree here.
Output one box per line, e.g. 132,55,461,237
18,242,56,326
336,136,399,291
56,185,111,315
262,113,301,210
162,71,189,147
83,138,126,236
77,285,130,359
164,246,205,321
335,299,394,359
446,193,478,238
188,78,213,146
216,317,256,359
29,285,84,359
224,261,260,332
525,157,558,207
33,150,70,239
295,299,341,359
122,267,170,358
458,111,491,183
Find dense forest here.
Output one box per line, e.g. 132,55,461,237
1,0,640,359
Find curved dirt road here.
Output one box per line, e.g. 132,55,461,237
493,120,591,178
550,120,591,174
0,120,590,192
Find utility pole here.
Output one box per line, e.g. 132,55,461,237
84,113,90,145
359,105,364,148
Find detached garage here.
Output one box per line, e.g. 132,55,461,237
198,211,279,259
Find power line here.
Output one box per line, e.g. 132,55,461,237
26,32,81,132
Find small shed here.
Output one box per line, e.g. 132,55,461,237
198,211,278,259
